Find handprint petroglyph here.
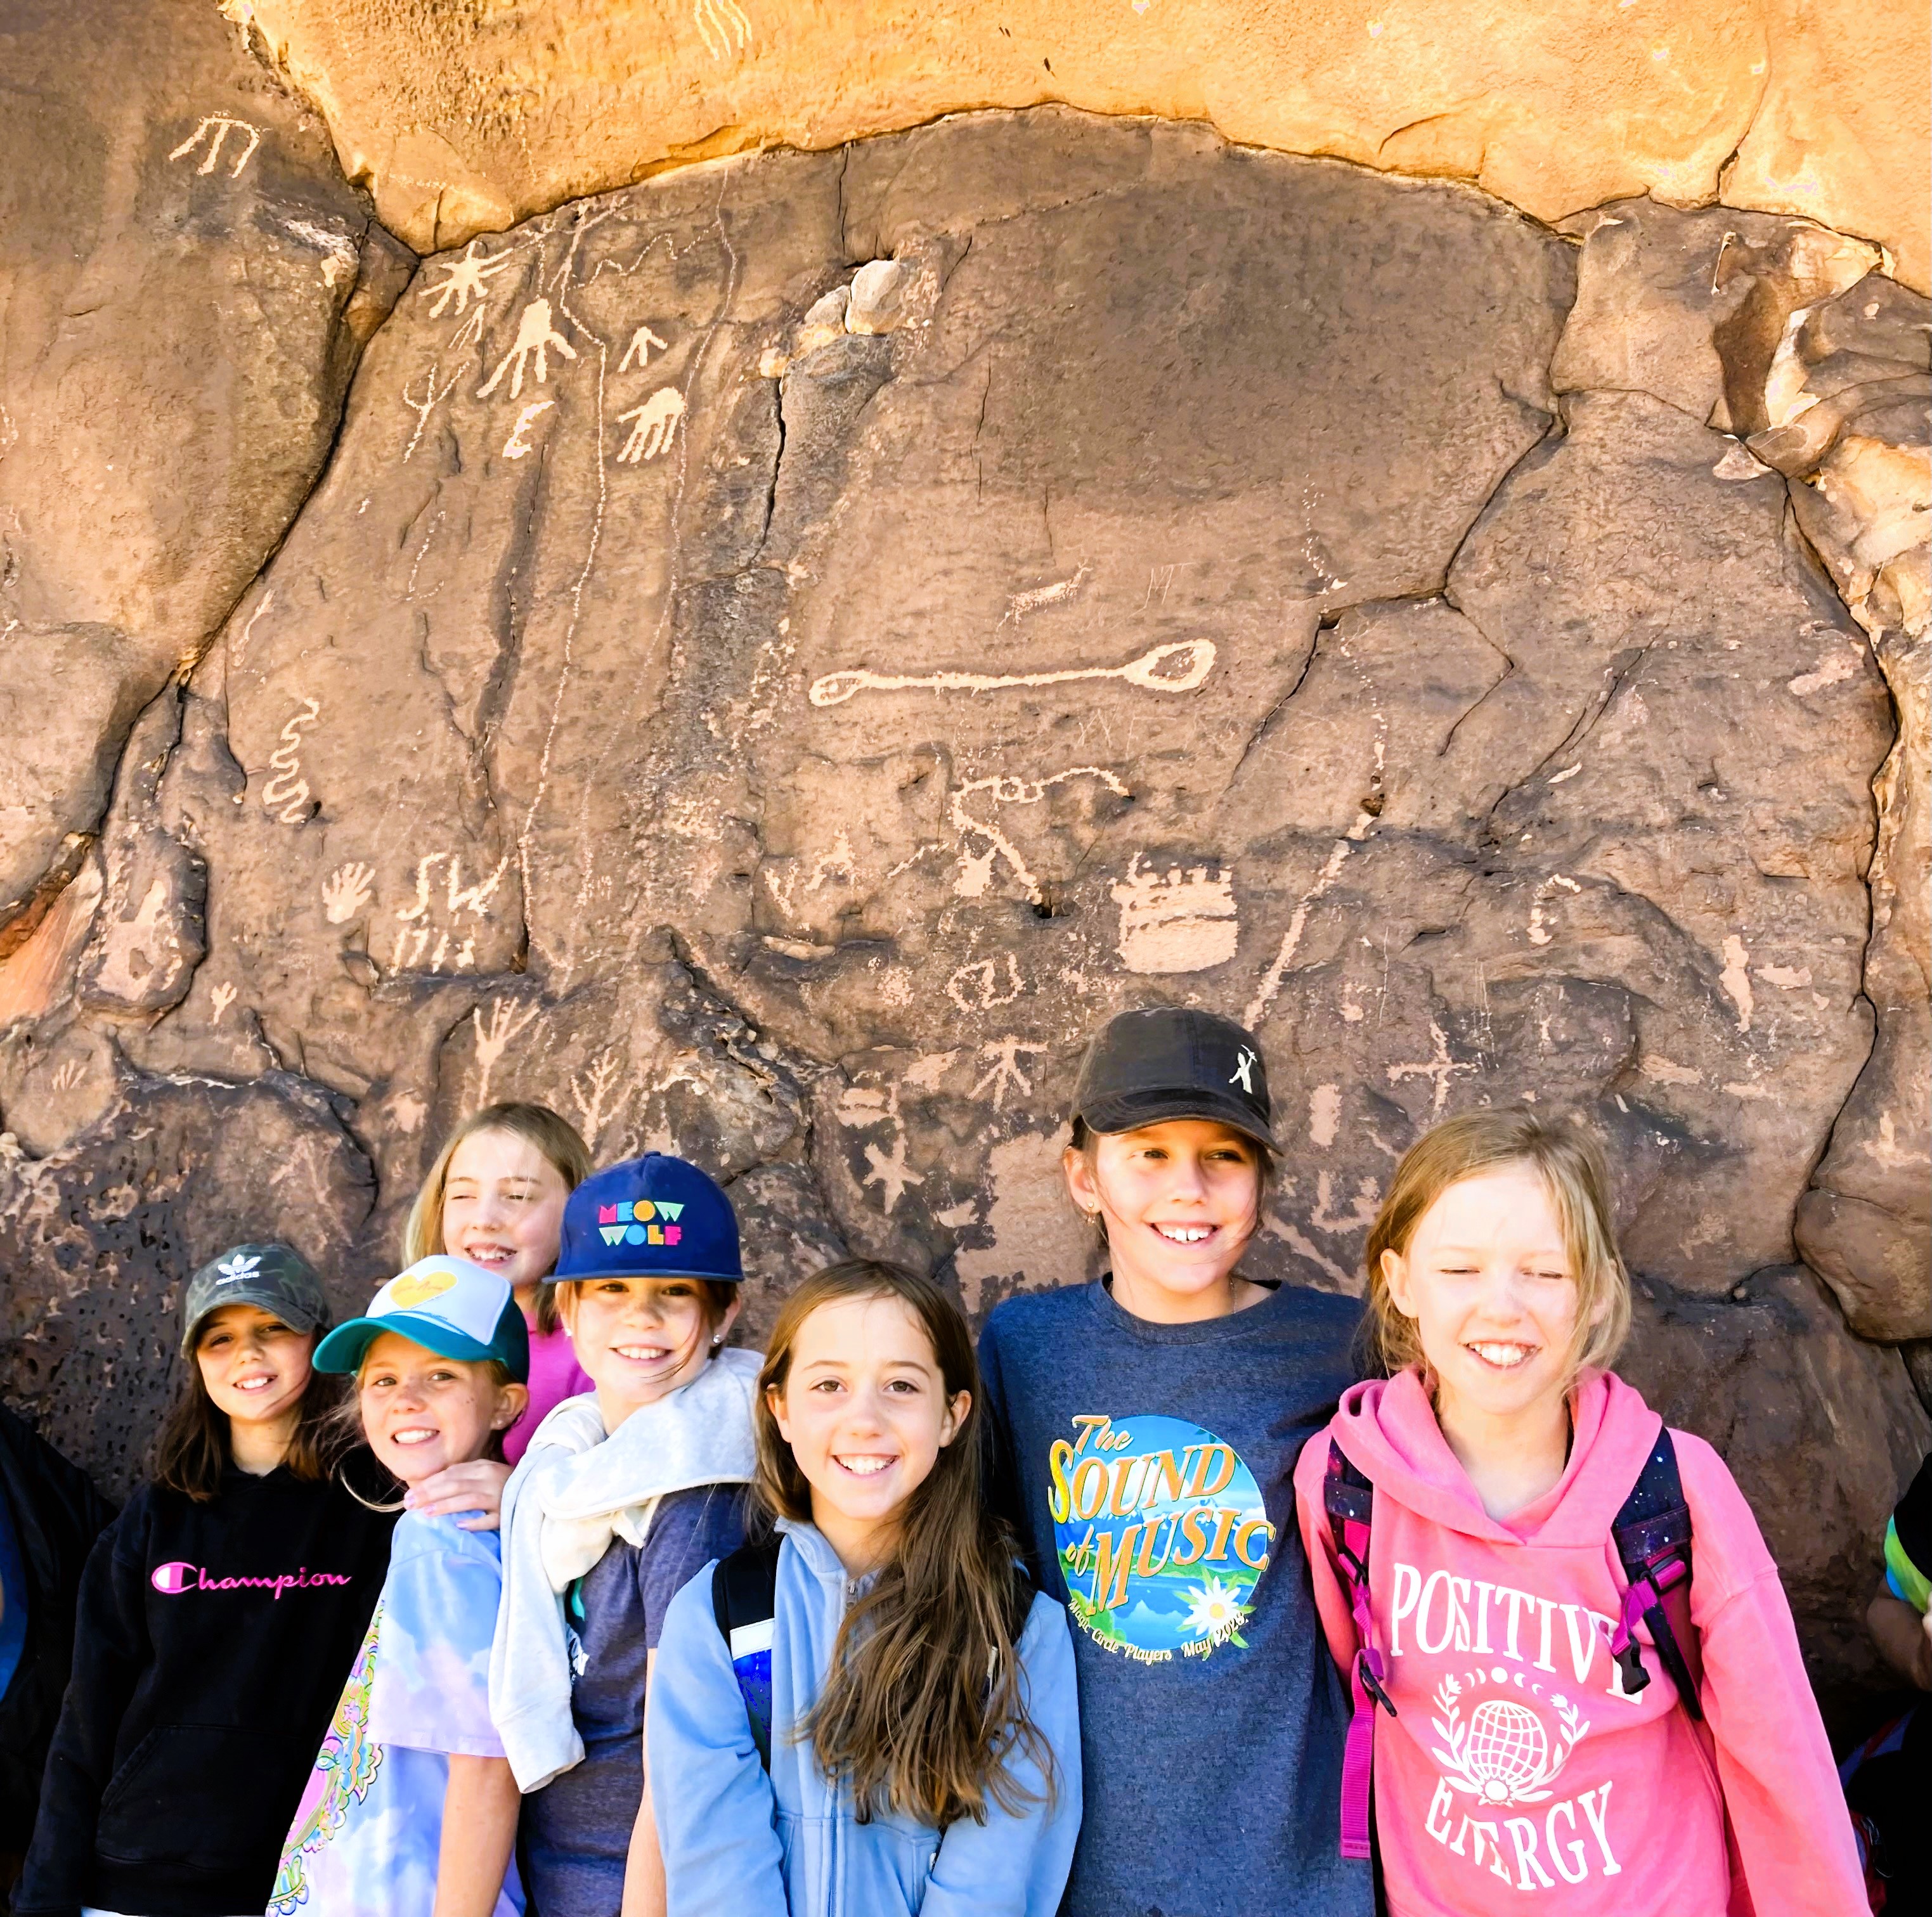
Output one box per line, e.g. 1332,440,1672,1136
478,299,577,401
615,387,686,463
321,862,376,924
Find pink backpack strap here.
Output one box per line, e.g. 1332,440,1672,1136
1323,1439,1397,1861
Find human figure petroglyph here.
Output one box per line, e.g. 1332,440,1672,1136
167,115,261,179
503,399,554,458
478,298,577,401
615,387,686,463
809,637,1217,707
835,1078,923,1214
261,697,320,824
321,863,376,925
619,325,670,371
694,0,751,60
949,767,1129,903
424,238,512,318
209,982,237,1024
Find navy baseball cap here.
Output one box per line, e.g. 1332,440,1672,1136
1072,1007,1276,1149
313,1256,531,1381
557,1154,743,1284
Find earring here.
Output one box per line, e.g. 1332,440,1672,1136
711,1334,723,1348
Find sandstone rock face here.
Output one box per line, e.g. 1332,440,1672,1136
1,92,1927,1699
0,0,409,960
238,0,1931,287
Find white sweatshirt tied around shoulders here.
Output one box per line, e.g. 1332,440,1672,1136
488,1345,760,1791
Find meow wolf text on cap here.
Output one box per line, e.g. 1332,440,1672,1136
556,1153,744,1284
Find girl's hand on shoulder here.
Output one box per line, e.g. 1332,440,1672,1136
406,1458,513,1530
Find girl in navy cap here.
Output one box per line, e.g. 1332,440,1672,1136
975,1007,1372,1917
489,1154,755,1917
272,1254,531,1917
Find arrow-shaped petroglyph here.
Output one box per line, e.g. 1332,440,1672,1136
807,637,1216,707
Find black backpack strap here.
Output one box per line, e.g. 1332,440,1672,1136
711,1537,782,1768
1609,1426,1703,1721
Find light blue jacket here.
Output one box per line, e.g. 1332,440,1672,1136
647,1520,1082,1917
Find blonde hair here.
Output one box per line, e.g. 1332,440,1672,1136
1363,1109,1631,1380
405,1103,590,1334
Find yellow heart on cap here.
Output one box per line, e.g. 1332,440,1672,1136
390,1265,459,1308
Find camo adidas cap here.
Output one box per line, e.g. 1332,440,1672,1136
180,1243,329,1355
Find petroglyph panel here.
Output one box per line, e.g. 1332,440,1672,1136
4,110,1926,1701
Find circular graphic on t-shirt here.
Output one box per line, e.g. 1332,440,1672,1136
1047,1412,1274,1660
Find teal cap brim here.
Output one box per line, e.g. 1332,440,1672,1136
314,1310,505,1376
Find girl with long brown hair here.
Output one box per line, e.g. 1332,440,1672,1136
646,1260,1082,1916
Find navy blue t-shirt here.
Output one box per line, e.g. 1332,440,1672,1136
519,1484,748,1917
978,1277,1371,1917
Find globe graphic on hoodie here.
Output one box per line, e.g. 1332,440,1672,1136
1463,1698,1548,1801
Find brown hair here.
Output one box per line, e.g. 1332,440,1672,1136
756,1260,1050,1829
153,1327,353,1501
1363,1109,1631,1380
405,1102,590,1334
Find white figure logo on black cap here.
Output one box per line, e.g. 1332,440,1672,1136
215,1253,261,1284
1229,1047,1258,1095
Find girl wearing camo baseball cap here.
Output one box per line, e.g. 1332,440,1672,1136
16,1246,398,1917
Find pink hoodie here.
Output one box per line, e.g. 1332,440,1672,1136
1293,1369,1866,1917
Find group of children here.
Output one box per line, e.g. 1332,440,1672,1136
8,1005,1893,1916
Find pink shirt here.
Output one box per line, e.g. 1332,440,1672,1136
503,1317,594,1466
1293,1368,1867,1917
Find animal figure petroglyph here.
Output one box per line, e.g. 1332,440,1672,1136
615,388,686,463
425,239,512,319
261,697,320,824
694,0,751,60
478,299,577,401
168,115,261,179
808,638,1216,707
949,767,1129,903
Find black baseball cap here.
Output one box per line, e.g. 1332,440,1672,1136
1071,1007,1276,1149
180,1243,330,1355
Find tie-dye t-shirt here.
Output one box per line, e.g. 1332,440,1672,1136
270,1510,523,1917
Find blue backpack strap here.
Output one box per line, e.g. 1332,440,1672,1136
1608,1426,1703,1721
1325,1440,1395,1862
711,1537,782,1769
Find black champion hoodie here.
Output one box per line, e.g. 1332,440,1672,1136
15,1461,396,1917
